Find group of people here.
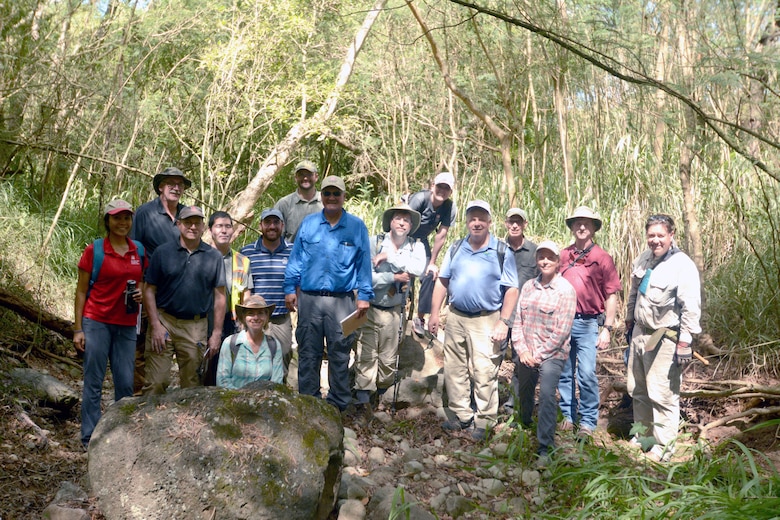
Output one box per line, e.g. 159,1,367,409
73,164,701,470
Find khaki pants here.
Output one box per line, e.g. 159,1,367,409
443,308,502,429
354,305,401,394
626,325,681,449
142,311,207,395
268,313,294,378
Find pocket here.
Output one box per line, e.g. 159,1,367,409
300,235,322,263
645,280,675,307
337,242,358,269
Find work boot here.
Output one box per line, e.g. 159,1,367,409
354,403,373,428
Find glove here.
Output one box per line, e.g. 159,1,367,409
675,344,693,366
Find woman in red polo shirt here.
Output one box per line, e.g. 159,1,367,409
73,199,144,449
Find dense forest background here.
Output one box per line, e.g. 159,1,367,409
1,0,778,372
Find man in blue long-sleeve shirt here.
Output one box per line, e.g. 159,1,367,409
284,175,374,411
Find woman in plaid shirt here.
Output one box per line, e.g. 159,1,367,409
512,240,577,468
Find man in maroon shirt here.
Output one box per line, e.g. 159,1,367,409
558,206,622,440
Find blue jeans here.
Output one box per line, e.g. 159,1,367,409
558,317,599,429
296,292,356,411
81,317,136,446
517,357,564,454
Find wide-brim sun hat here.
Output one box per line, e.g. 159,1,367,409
382,204,421,234
565,206,602,232
235,295,276,320
153,167,192,194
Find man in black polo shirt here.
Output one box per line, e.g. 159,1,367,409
141,206,226,394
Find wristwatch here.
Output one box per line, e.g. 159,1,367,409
605,325,614,332
500,318,511,327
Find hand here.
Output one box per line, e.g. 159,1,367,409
428,314,440,336
675,342,693,366
426,263,439,281
356,299,370,318
393,272,411,284
490,320,509,343
207,332,221,358
73,331,85,353
150,322,169,353
285,293,297,313
373,252,388,268
132,288,143,303
597,328,611,350
519,351,537,367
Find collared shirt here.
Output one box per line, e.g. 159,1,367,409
507,236,540,290
370,234,427,308
215,331,283,389
145,239,225,317
439,234,518,313
626,247,701,344
240,239,292,317
407,190,456,255
130,197,184,257
284,210,374,301
559,243,622,315
512,274,577,362
274,190,323,242
78,237,145,326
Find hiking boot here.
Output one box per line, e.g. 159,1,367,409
412,317,426,337
577,426,594,442
536,452,551,470
645,445,672,463
441,417,474,432
471,427,487,441
559,419,575,432
353,403,373,428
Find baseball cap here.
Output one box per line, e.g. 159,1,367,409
466,200,491,216
178,206,205,220
321,175,346,192
261,208,284,222
433,171,455,190
565,206,602,232
104,199,134,216
506,208,528,221
152,167,192,194
294,160,319,175
536,240,561,257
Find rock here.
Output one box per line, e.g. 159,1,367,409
338,498,366,520
366,485,436,520
8,368,79,410
367,446,386,465
41,481,91,520
481,477,506,496
41,503,90,520
88,382,343,520
445,494,476,517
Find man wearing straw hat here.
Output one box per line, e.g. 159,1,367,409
353,204,427,424
558,206,621,440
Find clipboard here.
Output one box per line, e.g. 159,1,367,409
340,309,368,336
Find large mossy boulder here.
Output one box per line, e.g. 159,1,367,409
88,382,343,519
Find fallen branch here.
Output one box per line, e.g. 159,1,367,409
17,410,50,447
698,405,780,440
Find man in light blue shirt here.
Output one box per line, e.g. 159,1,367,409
428,200,519,440
284,175,374,412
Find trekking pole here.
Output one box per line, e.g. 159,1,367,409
391,353,400,416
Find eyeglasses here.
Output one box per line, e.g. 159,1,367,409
505,219,525,227
322,190,343,197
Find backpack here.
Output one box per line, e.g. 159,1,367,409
87,238,145,298
228,333,279,367
449,237,507,274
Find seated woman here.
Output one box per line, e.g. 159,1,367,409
216,295,284,388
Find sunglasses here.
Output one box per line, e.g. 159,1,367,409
322,190,343,197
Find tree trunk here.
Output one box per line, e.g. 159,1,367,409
225,0,387,224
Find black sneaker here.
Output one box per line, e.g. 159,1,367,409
442,417,474,431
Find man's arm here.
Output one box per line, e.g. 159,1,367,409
427,277,449,336
491,287,519,343
208,287,227,356
143,283,167,353
597,292,618,349
427,226,450,275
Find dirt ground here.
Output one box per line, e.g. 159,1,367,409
2,314,779,519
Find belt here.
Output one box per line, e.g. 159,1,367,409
371,303,400,311
640,325,678,352
302,290,352,298
574,312,600,320
162,309,205,321
451,306,497,318
269,313,290,324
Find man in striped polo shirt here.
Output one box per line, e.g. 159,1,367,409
240,209,294,381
